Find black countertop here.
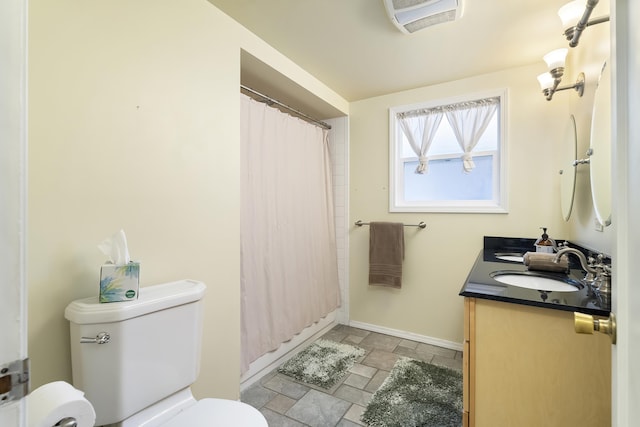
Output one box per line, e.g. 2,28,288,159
459,237,611,317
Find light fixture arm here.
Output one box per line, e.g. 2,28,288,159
565,0,610,47
542,67,564,101
543,72,585,101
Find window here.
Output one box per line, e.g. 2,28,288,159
389,90,508,213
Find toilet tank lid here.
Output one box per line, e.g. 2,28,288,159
64,280,206,324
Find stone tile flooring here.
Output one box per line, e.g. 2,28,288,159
240,324,463,426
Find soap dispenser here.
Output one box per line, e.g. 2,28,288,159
535,227,556,253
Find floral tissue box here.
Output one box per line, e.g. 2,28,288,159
99,262,140,303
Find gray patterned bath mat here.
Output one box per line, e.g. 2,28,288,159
362,357,463,427
278,339,365,389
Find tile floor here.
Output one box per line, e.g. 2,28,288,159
240,324,463,427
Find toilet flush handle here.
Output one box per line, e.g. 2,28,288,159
80,332,110,344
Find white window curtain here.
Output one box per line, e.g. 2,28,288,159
398,110,444,174
444,97,499,173
240,94,341,374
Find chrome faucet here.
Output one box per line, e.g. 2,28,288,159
554,247,611,295
554,247,597,274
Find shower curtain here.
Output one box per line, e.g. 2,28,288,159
240,94,341,373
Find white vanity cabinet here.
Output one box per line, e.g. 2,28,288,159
463,297,611,427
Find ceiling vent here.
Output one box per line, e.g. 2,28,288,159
383,0,463,34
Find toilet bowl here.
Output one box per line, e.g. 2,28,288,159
161,396,266,426
64,280,267,426
119,388,266,427
173,400,264,425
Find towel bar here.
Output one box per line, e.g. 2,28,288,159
355,220,426,229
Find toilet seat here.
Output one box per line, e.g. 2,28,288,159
162,398,267,426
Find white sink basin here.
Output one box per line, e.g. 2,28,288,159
490,271,581,292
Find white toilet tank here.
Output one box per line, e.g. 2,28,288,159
64,279,207,426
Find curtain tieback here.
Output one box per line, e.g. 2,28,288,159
416,156,429,174
462,152,475,173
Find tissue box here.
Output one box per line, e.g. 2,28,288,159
99,262,140,303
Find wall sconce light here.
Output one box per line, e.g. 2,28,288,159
558,0,610,48
537,48,585,101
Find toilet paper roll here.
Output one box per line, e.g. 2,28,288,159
27,381,96,427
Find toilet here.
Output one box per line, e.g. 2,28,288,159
64,279,267,426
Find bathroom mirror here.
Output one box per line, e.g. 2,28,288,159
559,115,577,221
589,60,612,226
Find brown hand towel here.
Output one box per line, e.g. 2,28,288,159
523,251,569,273
369,222,405,288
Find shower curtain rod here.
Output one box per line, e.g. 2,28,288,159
240,84,332,130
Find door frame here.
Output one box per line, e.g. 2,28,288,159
0,0,28,425
612,0,639,424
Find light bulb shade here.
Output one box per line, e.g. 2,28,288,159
537,72,555,90
558,0,585,30
544,48,568,70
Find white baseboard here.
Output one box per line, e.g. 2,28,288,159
348,320,463,352
240,311,338,391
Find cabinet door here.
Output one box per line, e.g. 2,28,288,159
474,299,610,427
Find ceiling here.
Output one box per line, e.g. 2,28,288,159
209,0,569,103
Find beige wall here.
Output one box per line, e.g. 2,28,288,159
28,0,347,400
349,64,571,344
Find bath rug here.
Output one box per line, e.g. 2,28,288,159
361,357,463,427
277,339,365,389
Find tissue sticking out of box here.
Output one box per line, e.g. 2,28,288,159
98,230,139,302
98,229,131,265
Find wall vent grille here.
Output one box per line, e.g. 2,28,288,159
383,0,463,34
